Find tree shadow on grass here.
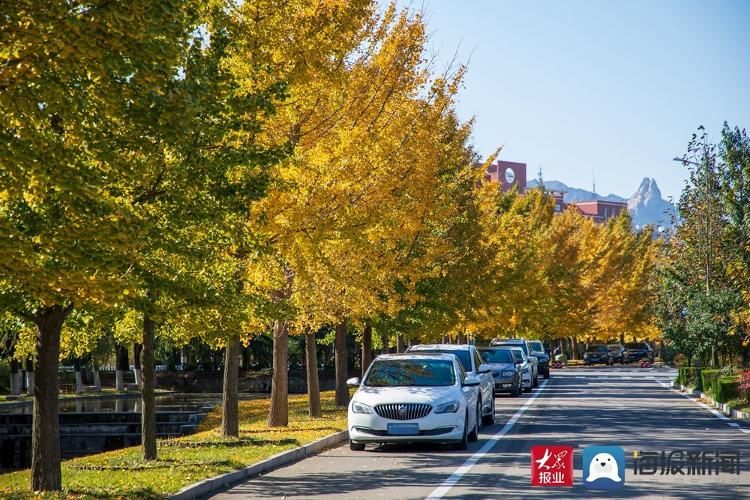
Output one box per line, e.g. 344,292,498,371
69,457,247,471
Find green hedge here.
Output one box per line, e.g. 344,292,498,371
712,377,740,404
701,369,723,395
677,367,703,390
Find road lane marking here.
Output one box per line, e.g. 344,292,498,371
426,380,550,500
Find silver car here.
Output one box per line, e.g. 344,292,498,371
509,347,533,393
490,338,539,387
478,347,521,396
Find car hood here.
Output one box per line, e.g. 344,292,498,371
352,385,459,406
485,362,516,371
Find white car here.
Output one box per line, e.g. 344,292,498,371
491,338,539,387
509,347,533,393
406,344,495,425
347,353,481,451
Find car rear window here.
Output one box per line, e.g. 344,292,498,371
587,345,608,353
493,340,529,356
479,349,513,364
528,341,544,353
364,359,456,387
411,349,471,372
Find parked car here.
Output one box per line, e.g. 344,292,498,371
490,338,539,387
508,347,533,392
478,347,521,396
624,342,654,363
583,344,613,366
406,344,495,425
607,344,626,364
527,340,550,379
347,353,481,450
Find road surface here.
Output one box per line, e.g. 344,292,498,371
212,366,750,499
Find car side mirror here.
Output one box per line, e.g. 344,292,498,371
477,363,491,374
346,377,360,387
463,376,480,387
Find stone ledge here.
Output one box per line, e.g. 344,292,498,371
672,382,750,422
169,430,349,500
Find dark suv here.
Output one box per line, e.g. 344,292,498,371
583,344,612,366
527,340,550,379
624,342,654,363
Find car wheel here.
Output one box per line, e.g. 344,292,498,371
453,411,469,450
468,402,480,442
512,382,521,396
483,396,496,425
350,440,365,451
543,371,550,380
523,383,532,393
533,376,539,388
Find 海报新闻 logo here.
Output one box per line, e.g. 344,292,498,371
582,445,625,490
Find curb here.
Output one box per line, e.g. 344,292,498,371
671,381,750,423
169,430,349,500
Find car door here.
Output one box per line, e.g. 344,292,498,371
472,347,493,414
457,360,478,426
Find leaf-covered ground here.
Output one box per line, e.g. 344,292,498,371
0,391,347,499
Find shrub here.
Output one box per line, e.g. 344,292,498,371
739,370,750,398
701,369,723,395
712,377,740,404
677,367,703,390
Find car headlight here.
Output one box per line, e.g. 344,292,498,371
434,400,460,414
502,370,515,377
583,353,589,358
351,401,373,414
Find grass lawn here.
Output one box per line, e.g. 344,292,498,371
0,390,347,499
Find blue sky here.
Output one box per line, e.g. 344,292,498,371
398,0,750,201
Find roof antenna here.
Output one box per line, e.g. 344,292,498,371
592,170,596,198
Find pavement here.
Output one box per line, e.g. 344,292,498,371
210,366,750,499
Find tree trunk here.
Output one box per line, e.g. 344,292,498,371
362,324,373,377
92,361,101,392
73,358,83,394
397,334,405,353
457,331,465,344
222,336,240,438
571,337,578,360
9,358,20,396
334,321,349,407
141,315,157,460
380,331,389,354
26,357,34,396
31,305,70,492
268,320,289,427
133,343,143,388
304,330,321,417
115,344,128,391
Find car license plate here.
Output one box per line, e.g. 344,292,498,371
387,423,419,436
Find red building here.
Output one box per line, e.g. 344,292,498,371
484,161,627,223
485,160,527,193
570,200,627,223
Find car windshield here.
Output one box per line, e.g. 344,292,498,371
493,340,528,355
479,349,513,363
587,345,608,353
625,343,643,349
608,345,621,351
363,359,456,387
510,349,525,363
411,349,471,372
528,341,544,353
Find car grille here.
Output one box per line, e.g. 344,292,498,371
374,403,432,420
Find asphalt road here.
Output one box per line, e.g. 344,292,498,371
211,366,750,499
